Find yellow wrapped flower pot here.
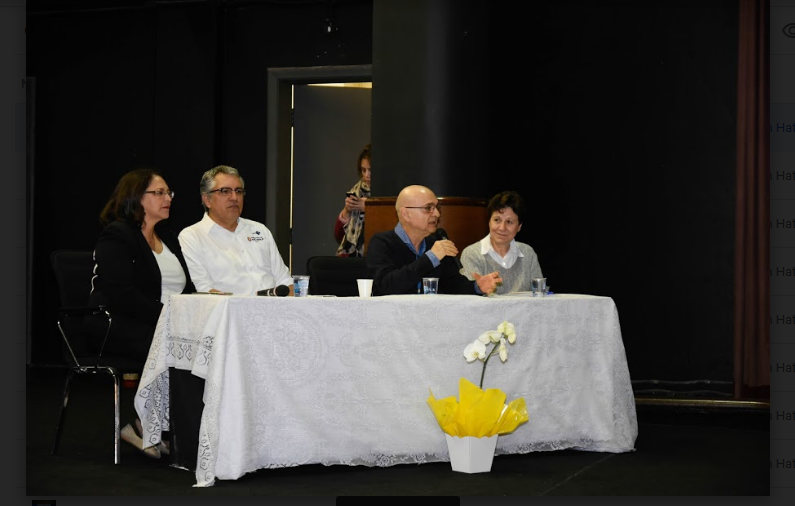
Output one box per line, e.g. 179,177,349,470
427,377,529,473
427,321,529,473
427,322,528,473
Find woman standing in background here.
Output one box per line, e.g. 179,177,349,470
334,143,371,257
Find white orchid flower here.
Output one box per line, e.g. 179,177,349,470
463,340,487,362
463,321,517,390
478,330,502,344
498,321,517,344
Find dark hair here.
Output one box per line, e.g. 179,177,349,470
99,168,160,227
357,144,371,178
486,190,527,225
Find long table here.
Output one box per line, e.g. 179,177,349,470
135,293,638,487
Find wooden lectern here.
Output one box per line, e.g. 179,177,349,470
363,196,489,255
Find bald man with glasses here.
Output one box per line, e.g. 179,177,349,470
366,185,502,296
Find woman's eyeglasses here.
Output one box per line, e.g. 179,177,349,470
144,189,175,198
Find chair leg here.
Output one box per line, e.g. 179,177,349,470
50,368,75,455
112,370,121,464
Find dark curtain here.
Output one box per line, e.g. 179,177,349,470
733,0,770,399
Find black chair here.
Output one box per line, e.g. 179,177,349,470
305,256,370,297
49,250,143,464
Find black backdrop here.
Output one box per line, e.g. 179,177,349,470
27,0,739,394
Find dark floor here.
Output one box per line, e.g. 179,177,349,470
26,366,771,503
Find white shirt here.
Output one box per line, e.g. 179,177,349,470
153,242,186,303
178,213,293,295
478,234,524,269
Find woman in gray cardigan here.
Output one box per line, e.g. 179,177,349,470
460,191,542,295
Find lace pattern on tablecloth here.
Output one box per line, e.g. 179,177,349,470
136,296,219,450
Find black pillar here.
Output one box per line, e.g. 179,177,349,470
372,0,490,198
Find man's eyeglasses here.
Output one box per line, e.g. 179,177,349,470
144,189,175,198
404,204,441,214
207,187,246,197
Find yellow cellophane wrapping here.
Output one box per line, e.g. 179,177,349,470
426,377,529,437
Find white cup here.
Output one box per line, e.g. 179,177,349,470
356,278,373,297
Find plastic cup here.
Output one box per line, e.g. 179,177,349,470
293,275,310,297
356,279,373,297
531,277,547,297
422,277,439,295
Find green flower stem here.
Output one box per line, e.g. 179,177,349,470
479,345,500,389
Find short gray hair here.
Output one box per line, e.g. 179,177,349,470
199,165,245,211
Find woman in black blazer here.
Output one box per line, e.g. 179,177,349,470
87,168,195,458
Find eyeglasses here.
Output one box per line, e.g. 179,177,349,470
207,187,246,197
404,204,441,214
144,189,175,198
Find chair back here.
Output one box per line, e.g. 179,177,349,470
51,249,147,373
305,256,370,297
50,250,100,364
51,250,95,309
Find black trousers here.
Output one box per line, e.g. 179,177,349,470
167,368,204,470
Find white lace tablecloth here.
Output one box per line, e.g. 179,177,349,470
135,293,638,487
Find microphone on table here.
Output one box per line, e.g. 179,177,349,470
257,285,289,297
435,228,463,270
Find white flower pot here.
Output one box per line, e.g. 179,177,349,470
444,434,498,473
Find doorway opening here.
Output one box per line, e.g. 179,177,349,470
266,65,372,272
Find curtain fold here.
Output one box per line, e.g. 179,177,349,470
733,0,770,399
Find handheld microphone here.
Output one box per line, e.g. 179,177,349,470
435,228,463,270
257,285,289,297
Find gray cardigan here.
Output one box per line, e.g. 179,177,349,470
460,240,543,295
